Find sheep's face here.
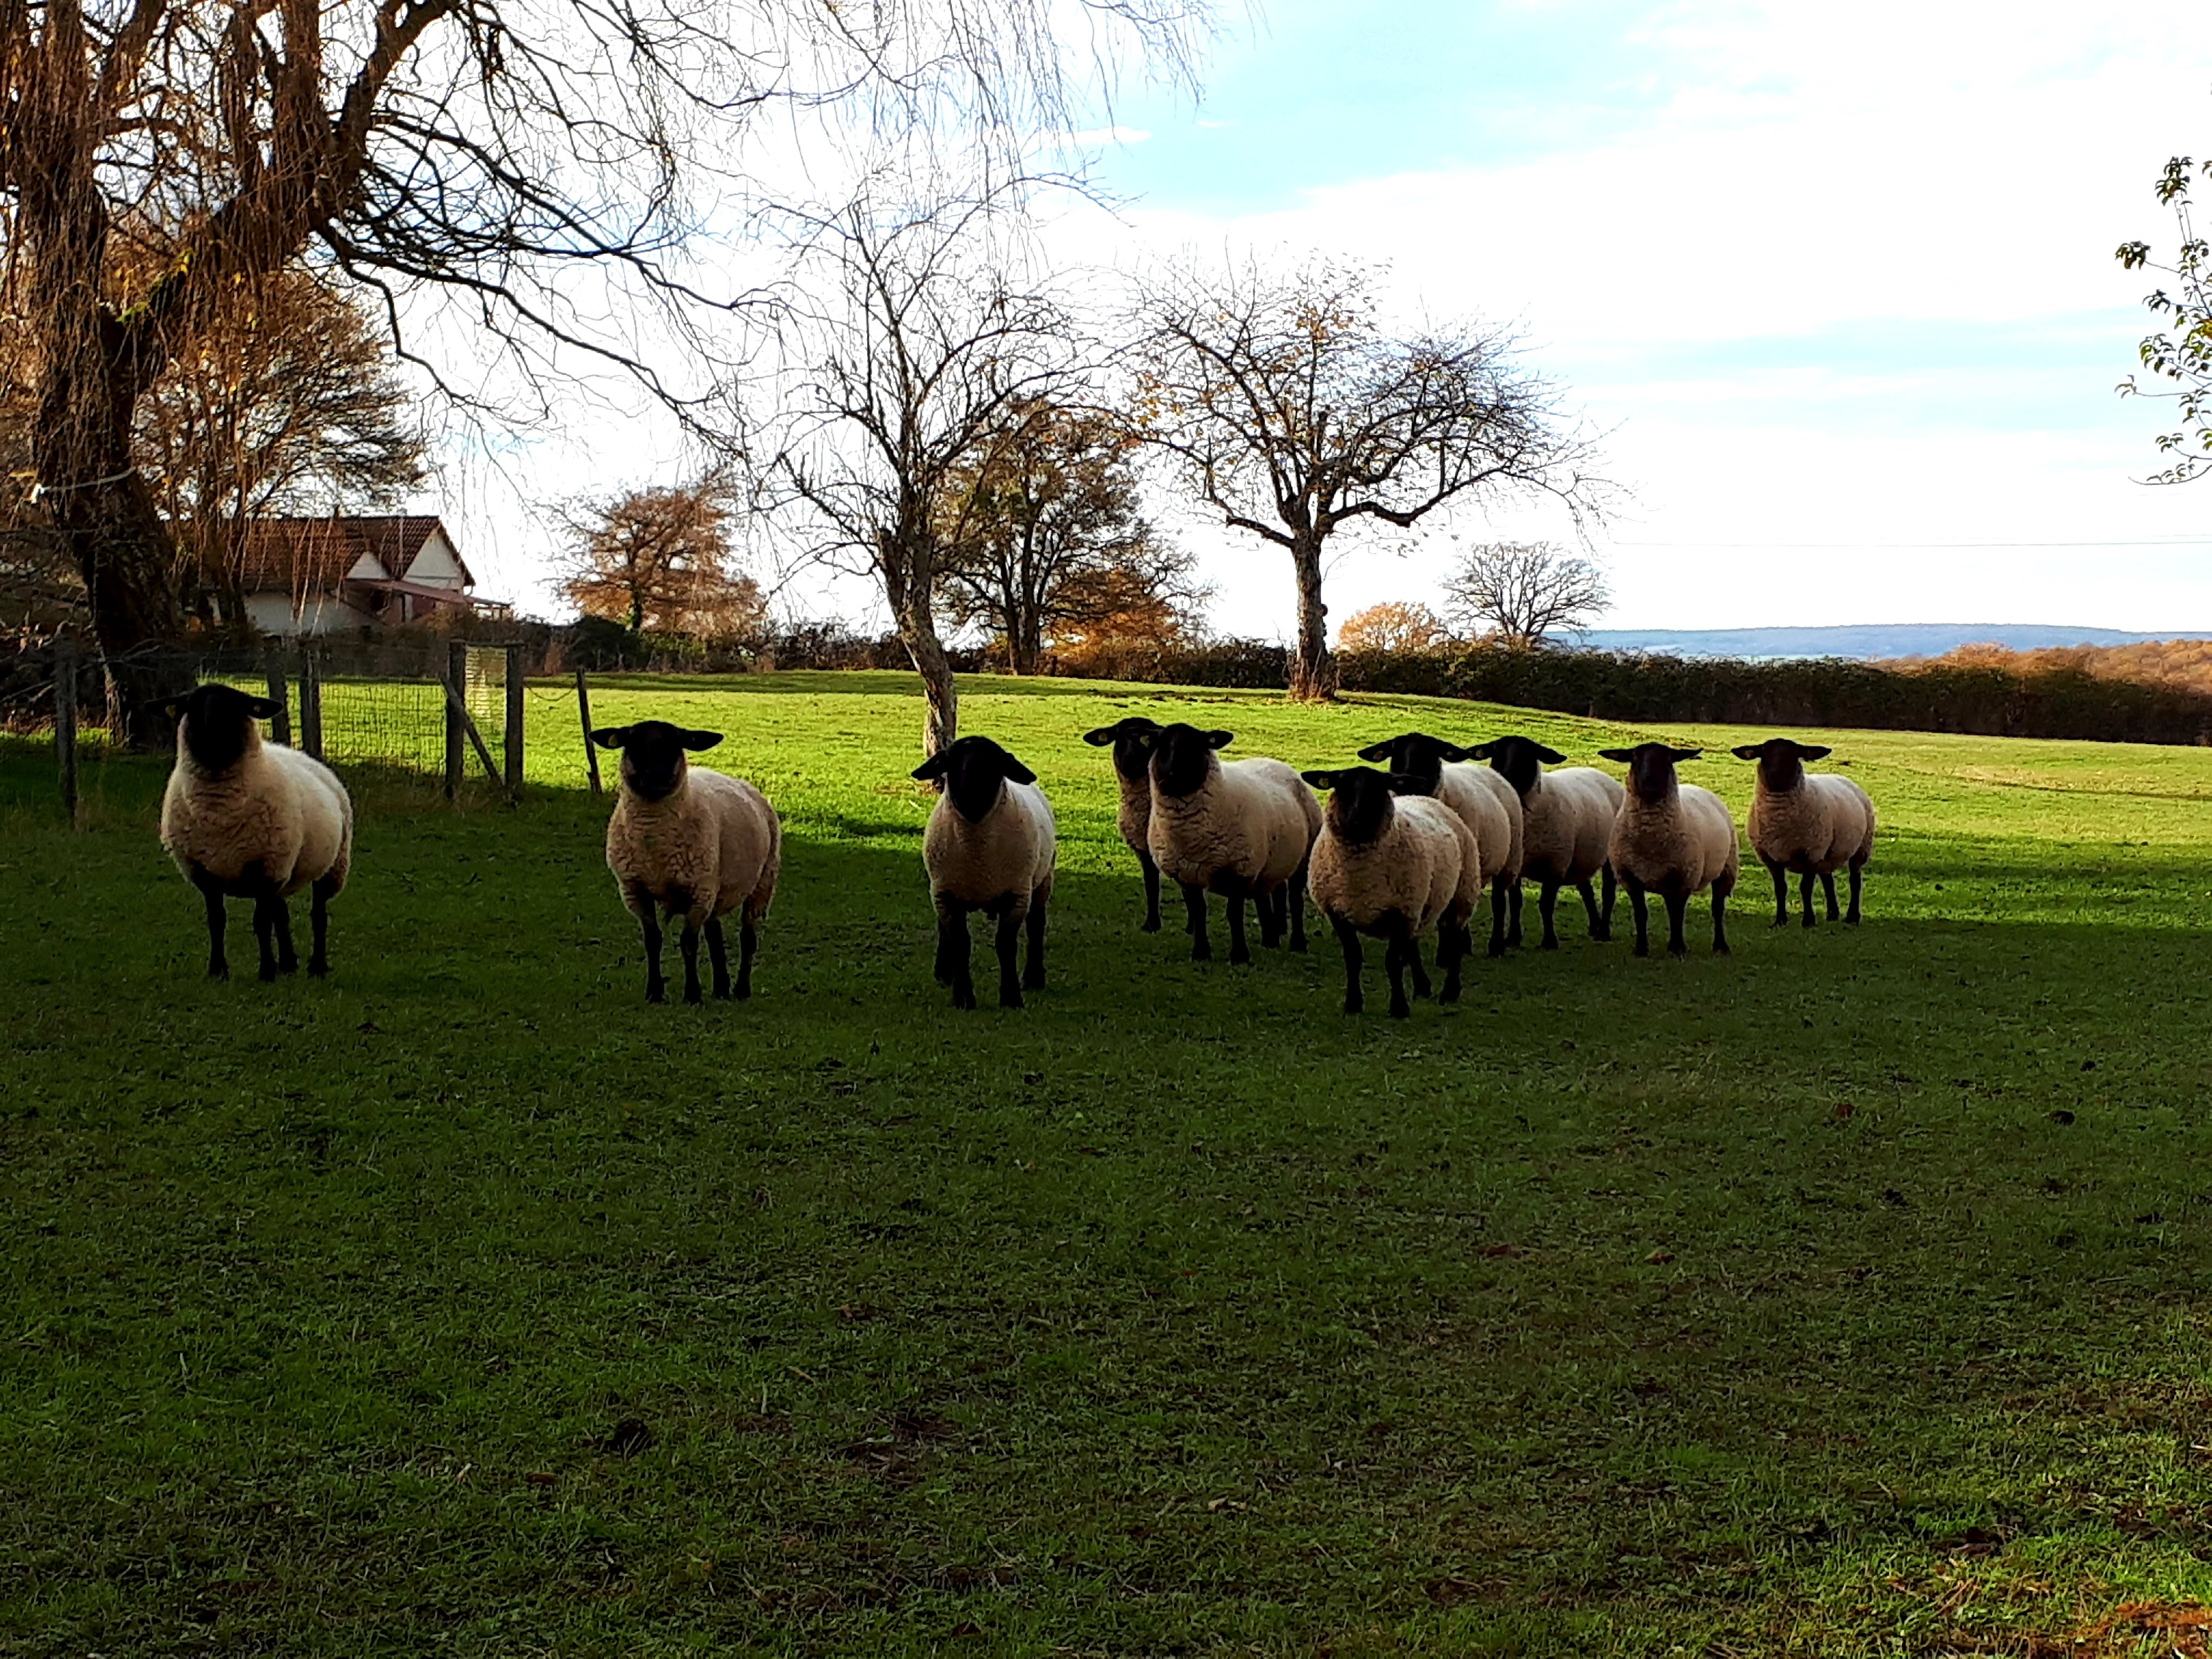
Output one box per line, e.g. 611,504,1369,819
163,683,280,773
591,720,723,801
1354,731,1464,792
1301,766,1420,844
1459,734,1566,801
1149,724,1232,798
1082,717,1162,784
1599,742,1703,802
912,736,1036,824
1730,738,1832,793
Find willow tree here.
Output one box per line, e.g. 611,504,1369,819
0,0,1207,737
1132,256,1603,700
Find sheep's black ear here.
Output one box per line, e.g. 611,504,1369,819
1597,747,1635,763
1206,729,1233,748
1300,769,1339,790
247,696,282,719
1458,739,1499,759
1794,742,1832,760
1534,744,1567,764
589,726,631,750
680,729,723,751
1671,746,1704,761
1437,743,1477,762
1385,771,1428,794
1081,726,1116,746
911,751,949,782
157,696,188,719
1000,753,1037,785
1731,744,1764,760
1354,739,1393,761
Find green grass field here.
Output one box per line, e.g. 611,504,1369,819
5,670,2212,1657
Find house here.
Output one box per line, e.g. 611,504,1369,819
233,515,510,636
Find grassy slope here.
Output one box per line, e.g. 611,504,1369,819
4,672,2212,1657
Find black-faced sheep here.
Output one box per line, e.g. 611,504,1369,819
1146,723,1321,965
1460,735,1624,949
1081,715,1168,931
593,721,781,1004
913,736,1056,1010
1356,731,1521,956
1301,767,1479,1018
1731,738,1876,927
1598,742,1741,958
159,683,353,981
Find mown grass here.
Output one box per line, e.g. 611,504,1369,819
5,672,2212,1656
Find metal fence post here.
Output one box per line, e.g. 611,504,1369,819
265,653,292,746
299,648,323,761
576,668,603,797
504,644,524,801
54,638,78,827
445,641,467,800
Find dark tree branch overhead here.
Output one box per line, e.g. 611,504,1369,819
1130,253,1607,699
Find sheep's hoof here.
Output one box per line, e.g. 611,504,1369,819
1388,1000,1411,1020
1632,942,1648,959
1000,991,1024,1010
1023,970,1045,990
207,963,229,981
1141,916,1161,933
645,986,666,1004
1713,942,1731,956
307,960,329,979
1845,914,1862,926
1540,935,1560,951
1802,916,1817,930
258,963,279,983
1289,936,1308,954
953,986,977,1010
1229,949,1252,967
1343,999,1363,1015
1190,943,1211,962
1487,941,1506,959
1440,983,1462,1004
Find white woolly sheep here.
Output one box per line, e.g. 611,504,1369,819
1301,767,1480,1017
912,735,1057,1010
1599,741,1741,958
592,720,781,1004
1146,723,1323,965
159,682,354,982
1461,735,1626,949
1731,737,1876,928
1081,715,1168,932
1356,732,1521,956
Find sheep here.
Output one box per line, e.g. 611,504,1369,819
1081,715,1168,931
1355,731,1521,956
1731,738,1876,928
592,720,781,1004
1301,767,1480,1017
1146,723,1322,965
1459,735,1626,949
912,735,1056,1009
1598,742,1741,957
158,682,353,982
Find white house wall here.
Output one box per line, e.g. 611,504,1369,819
402,531,468,589
244,592,383,637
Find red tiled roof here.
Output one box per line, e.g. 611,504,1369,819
233,516,465,594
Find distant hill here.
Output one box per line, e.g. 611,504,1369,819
1574,624,2212,661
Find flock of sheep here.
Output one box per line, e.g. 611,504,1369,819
155,685,1877,1020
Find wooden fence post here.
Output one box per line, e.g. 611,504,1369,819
265,653,292,746
504,644,525,801
575,669,603,797
445,641,467,800
299,649,323,760
54,638,78,827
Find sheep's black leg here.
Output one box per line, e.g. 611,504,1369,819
1540,880,1562,950
935,896,975,1009
678,918,704,1004
1287,861,1310,953
270,894,299,975
1598,865,1618,941
1663,889,1689,958
194,871,228,980
1506,876,1525,948
1182,882,1211,961
705,916,732,999
994,902,1025,1008
1439,916,1466,1003
1487,881,1508,958
1626,874,1651,957
1226,879,1252,966
1766,859,1790,927
1333,917,1364,1014
1823,871,1843,921
308,875,336,977
1845,863,1864,925
1256,880,1283,949
1384,923,1413,1020
1712,874,1734,956
737,913,759,998
638,908,666,1004
1799,870,1818,929
1406,932,1434,1000
1138,850,1163,933
252,887,280,982
1023,885,1048,990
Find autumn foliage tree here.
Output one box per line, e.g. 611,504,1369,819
1335,601,1455,655
557,477,766,638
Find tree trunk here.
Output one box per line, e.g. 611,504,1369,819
1287,537,1337,701
895,596,960,756
1010,613,1040,677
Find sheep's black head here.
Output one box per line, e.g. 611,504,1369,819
1599,741,1702,802
1149,723,1233,798
1301,765,1423,843
591,720,722,801
1458,734,1567,801
1082,716,1163,784
1354,731,1468,794
912,735,1035,824
161,683,280,773
1731,737,1832,793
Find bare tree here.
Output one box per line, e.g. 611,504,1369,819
0,0,1209,738
558,476,766,637
1132,255,1603,699
771,192,1078,751
1441,539,1609,646
935,396,1204,673
1336,599,1456,655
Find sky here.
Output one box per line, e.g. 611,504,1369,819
447,0,2212,638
